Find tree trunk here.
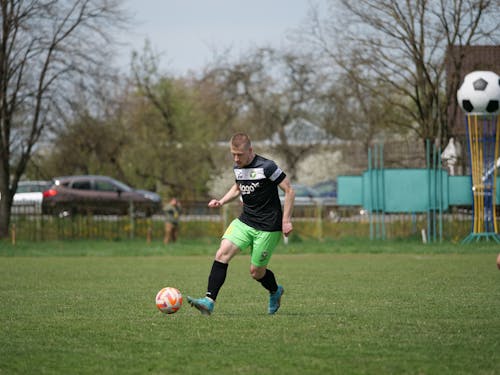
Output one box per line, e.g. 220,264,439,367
0,186,11,239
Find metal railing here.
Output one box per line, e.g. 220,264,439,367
9,201,474,242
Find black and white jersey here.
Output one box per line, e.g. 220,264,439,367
234,154,286,232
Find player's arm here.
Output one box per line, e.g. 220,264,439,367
278,177,295,236
208,183,241,208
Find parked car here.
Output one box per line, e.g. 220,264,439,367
279,182,338,206
12,180,52,214
279,183,323,205
42,175,162,217
313,179,337,202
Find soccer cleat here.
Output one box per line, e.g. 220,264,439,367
187,296,214,316
268,285,284,315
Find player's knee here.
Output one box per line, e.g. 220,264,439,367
215,239,239,263
215,247,233,263
250,267,265,280
249,269,258,279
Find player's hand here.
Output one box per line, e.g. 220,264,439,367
208,199,222,208
282,221,293,237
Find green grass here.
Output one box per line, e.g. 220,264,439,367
1,239,500,374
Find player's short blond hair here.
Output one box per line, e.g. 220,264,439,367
230,133,251,149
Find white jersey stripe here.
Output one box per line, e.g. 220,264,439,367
269,167,283,182
234,168,266,180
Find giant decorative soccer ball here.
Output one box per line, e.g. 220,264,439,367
155,287,183,314
457,71,500,115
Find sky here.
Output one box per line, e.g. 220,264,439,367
119,0,314,75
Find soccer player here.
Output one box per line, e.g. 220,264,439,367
187,132,295,315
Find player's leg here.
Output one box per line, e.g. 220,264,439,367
187,239,240,315
251,231,284,314
187,219,250,315
163,222,170,244
172,224,178,242
207,238,240,299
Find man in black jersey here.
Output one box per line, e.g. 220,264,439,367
187,132,295,315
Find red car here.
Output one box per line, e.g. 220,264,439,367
42,175,162,217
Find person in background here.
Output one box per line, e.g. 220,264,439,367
164,198,181,244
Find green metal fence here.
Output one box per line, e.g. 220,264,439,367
9,201,473,243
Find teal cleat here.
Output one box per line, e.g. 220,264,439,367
187,296,214,316
268,285,284,315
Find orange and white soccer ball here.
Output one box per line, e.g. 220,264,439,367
155,287,183,314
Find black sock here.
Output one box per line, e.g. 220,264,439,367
205,260,228,301
257,269,278,293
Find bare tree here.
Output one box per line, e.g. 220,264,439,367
0,0,127,238
301,0,500,146
203,48,331,180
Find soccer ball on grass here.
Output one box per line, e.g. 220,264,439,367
155,287,183,314
456,71,500,115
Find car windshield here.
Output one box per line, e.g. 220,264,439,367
108,178,133,192
295,185,319,197
279,184,319,198
313,181,337,197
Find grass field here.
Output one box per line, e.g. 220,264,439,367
1,239,500,374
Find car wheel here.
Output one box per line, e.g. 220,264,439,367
58,206,76,218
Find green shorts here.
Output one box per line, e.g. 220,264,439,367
222,219,282,267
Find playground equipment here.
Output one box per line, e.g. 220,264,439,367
457,71,500,243
461,114,500,242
